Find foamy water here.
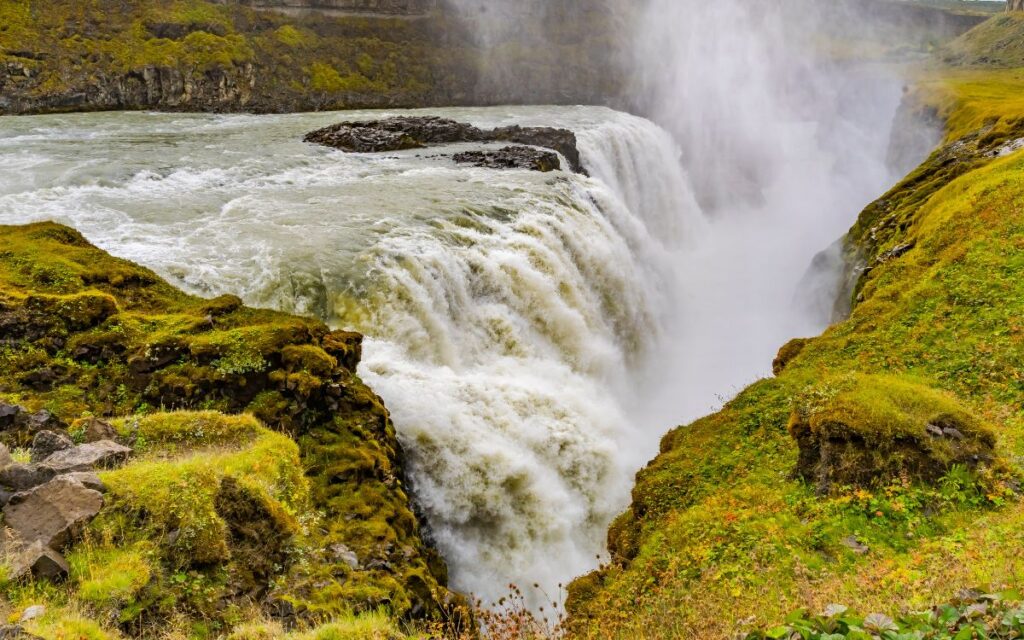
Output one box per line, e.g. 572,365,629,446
0,106,701,602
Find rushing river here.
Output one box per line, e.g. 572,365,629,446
0,98,899,602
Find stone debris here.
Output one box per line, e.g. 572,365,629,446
0,406,129,583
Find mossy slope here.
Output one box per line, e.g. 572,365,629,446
0,222,460,636
565,44,1024,640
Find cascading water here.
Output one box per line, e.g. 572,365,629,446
0,106,702,603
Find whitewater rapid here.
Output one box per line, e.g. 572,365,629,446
0,106,702,602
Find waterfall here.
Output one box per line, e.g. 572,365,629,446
354,113,704,602
0,107,706,604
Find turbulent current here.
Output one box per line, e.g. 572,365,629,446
0,94,901,603
0,107,700,602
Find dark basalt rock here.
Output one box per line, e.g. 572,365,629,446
490,125,585,173
304,116,484,153
30,431,74,464
453,146,562,172
305,116,586,173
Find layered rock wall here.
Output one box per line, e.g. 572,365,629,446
215,0,439,16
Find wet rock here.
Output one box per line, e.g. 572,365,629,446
5,541,69,582
77,417,118,443
30,431,74,463
3,476,104,550
305,116,483,152
40,440,132,473
490,125,584,173
0,464,56,493
305,116,586,173
453,146,562,172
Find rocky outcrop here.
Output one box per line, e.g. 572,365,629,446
453,146,562,172
305,116,585,173
304,116,481,151
39,440,133,474
789,375,998,494
0,222,461,627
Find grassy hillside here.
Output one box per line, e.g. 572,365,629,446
942,12,1024,66
0,223,467,638
564,26,1024,640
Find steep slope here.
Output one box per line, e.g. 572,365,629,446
0,223,465,637
564,40,1024,640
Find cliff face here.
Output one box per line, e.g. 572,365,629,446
215,0,439,16
0,0,622,116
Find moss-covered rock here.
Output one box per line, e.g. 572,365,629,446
0,222,458,634
789,374,998,493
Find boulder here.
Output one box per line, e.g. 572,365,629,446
4,540,69,582
329,543,360,570
453,146,562,172
77,417,118,443
62,471,106,493
0,463,56,492
0,403,23,430
3,476,103,549
23,410,65,434
490,125,585,173
18,605,45,623
30,430,74,463
304,116,483,152
39,440,132,473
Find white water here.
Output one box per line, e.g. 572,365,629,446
0,106,701,602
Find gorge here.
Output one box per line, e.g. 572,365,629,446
2,1,1024,639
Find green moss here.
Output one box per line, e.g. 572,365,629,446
99,412,305,566
68,542,155,610
0,222,455,629
789,374,999,492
